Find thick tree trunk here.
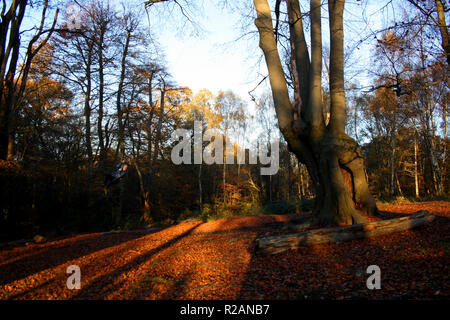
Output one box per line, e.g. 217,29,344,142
254,0,379,226
256,210,435,255
328,0,346,135
309,133,374,226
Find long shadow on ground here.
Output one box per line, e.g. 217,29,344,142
0,229,159,286
71,222,203,299
237,212,449,300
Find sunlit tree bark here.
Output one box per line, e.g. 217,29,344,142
253,0,379,226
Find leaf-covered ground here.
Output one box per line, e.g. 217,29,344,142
0,201,448,300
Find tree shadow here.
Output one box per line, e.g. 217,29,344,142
70,223,203,299
0,229,161,286
123,269,195,300
6,278,55,300
236,211,449,300
203,214,305,235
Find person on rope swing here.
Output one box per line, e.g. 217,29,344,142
104,161,128,188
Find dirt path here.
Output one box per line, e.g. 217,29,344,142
0,202,448,300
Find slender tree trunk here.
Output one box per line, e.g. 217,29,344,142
148,84,165,198
443,101,448,192
135,159,151,223
116,29,131,161
153,86,164,163
426,132,442,195
435,0,450,66
84,40,94,168
420,30,443,195
391,126,396,197
353,103,359,141
223,140,227,206
396,173,403,197
84,93,93,167
423,95,442,196
97,22,106,169
299,166,305,200
5,1,58,161
414,135,419,198
443,101,447,166
7,120,15,160
198,163,203,212
287,154,292,201
147,71,155,160
109,181,124,226
0,0,27,160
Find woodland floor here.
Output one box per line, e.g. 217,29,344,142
0,201,448,300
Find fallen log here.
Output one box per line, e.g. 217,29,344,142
255,210,435,256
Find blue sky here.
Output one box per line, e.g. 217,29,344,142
21,0,397,103
146,0,263,102
145,0,394,102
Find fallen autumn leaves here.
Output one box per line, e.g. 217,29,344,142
0,201,448,300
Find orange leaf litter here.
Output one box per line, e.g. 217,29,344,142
0,202,448,300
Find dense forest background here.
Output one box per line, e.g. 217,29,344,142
0,0,448,242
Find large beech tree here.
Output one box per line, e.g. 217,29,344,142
253,0,379,226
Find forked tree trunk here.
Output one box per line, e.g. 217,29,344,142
254,0,379,226
0,0,27,160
